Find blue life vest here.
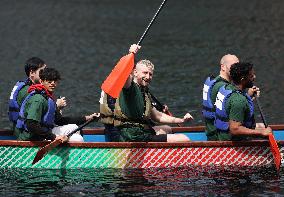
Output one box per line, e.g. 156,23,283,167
214,85,255,132
202,77,217,119
243,93,255,129
8,79,30,123
16,90,56,132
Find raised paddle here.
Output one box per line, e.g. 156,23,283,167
101,0,168,98
149,92,182,127
32,117,99,165
254,95,281,172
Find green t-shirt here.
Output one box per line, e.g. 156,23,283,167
14,94,48,140
217,84,252,141
119,82,145,120
204,76,229,140
118,82,154,142
17,85,30,106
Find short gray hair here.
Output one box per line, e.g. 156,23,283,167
136,59,155,70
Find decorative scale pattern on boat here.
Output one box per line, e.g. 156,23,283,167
0,146,283,169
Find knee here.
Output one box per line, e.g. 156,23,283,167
179,134,190,141
163,125,172,134
64,124,79,131
156,129,166,135
68,134,84,142
154,125,173,134
167,134,190,142
175,134,190,142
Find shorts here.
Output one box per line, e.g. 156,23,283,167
117,126,167,142
104,124,120,142
148,134,167,142
52,124,84,142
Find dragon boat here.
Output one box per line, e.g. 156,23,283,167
0,125,283,171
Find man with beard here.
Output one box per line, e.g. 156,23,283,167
100,45,193,142
202,55,263,141
214,62,272,140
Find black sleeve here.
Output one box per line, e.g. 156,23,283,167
54,110,86,126
26,119,56,140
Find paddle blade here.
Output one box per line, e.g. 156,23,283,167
32,139,62,165
101,53,135,98
268,133,281,172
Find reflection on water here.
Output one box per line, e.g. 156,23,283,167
0,167,283,196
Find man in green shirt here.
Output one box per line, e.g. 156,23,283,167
9,57,46,125
214,62,272,140
100,45,194,142
9,57,66,132
202,54,239,140
15,67,99,142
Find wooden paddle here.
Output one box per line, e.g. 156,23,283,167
101,0,168,98
32,117,98,165
254,96,281,172
149,92,182,127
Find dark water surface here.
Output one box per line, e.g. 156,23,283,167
0,0,283,196
0,0,284,129
0,168,283,196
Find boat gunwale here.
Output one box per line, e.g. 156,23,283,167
0,139,283,148
0,124,283,148
1,124,284,136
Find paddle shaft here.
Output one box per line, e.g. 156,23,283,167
254,96,268,128
101,0,167,98
137,0,167,45
67,117,97,138
150,92,164,112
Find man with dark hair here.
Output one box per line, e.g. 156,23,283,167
9,57,66,131
202,55,262,141
214,62,272,140
9,57,46,124
24,57,46,80
15,67,99,142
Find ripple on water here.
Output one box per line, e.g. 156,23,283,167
0,166,283,196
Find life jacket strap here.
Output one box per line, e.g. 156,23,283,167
215,114,228,122
202,106,215,112
9,107,20,112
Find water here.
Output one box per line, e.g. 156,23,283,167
0,0,284,129
0,168,283,196
0,0,283,195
